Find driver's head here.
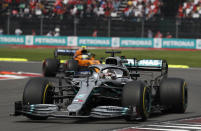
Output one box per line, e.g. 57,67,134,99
102,69,116,80
81,46,87,54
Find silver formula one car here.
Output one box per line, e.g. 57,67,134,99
13,51,188,121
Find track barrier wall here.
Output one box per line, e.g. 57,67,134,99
0,35,201,49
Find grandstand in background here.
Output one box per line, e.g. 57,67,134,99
0,0,201,38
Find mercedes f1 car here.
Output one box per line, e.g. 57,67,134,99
42,48,100,77
13,51,188,121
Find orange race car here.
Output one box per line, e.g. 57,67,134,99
74,46,100,66
42,47,100,77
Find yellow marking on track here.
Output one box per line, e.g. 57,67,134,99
169,65,189,69
0,58,28,62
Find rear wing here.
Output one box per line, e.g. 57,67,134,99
124,59,167,72
54,49,77,57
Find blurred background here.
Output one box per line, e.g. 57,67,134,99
0,0,200,38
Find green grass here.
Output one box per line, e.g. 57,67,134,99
0,46,201,67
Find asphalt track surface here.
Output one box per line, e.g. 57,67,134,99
0,61,201,131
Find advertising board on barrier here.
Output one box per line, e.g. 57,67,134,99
67,36,77,46
1,35,201,50
196,39,201,49
78,37,111,47
162,39,196,49
120,38,153,48
111,37,120,47
25,35,34,46
0,35,25,45
34,36,67,46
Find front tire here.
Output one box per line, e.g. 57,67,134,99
23,77,54,120
160,78,188,113
122,81,151,121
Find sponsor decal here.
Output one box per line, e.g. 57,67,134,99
0,35,25,45
57,49,76,53
124,59,162,67
73,99,84,102
112,37,120,47
76,94,86,98
73,94,86,103
120,38,153,48
153,38,162,48
67,36,77,46
34,36,67,46
162,38,196,49
138,60,162,67
25,35,34,46
78,37,111,47
196,39,201,49
124,59,137,66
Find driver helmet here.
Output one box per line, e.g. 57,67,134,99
81,46,88,54
102,69,116,80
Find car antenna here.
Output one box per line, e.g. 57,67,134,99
111,50,115,57
134,58,138,74
87,73,89,87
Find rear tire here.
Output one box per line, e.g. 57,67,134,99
43,58,59,77
23,77,54,120
66,60,78,72
122,81,151,121
160,78,188,113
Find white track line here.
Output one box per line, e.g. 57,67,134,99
136,127,189,131
164,123,201,127
150,124,201,130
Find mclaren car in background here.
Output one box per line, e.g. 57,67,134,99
13,51,188,121
42,48,100,77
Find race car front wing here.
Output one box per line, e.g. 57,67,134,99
13,101,138,119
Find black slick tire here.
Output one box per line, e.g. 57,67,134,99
43,58,59,77
160,78,188,113
23,77,54,120
122,81,151,121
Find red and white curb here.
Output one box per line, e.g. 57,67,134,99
0,71,42,80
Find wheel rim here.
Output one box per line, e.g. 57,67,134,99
182,82,188,110
43,83,53,104
143,87,151,117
